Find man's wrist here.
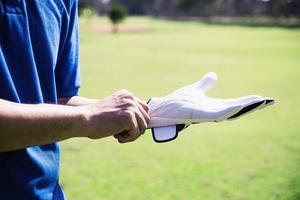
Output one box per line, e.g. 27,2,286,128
70,106,92,138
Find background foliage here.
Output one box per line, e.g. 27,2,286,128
78,0,300,18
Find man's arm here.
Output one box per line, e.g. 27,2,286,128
0,90,149,152
58,96,147,107
0,98,86,152
58,96,98,106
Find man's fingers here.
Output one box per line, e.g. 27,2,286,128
119,133,141,143
116,110,142,143
119,110,146,143
134,108,147,134
117,129,141,143
127,98,149,133
114,131,128,140
132,97,150,130
112,93,149,143
114,131,140,143
135,97,149,114
135,101,150,128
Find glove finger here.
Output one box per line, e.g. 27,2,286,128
170,72,217,97
213,105,243,122
259,98,275,109
193,72,218,93
228,100,266,120
222,95,264,106
227,97,274,120
192,105,242,122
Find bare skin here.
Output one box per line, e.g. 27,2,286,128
0,90,149,152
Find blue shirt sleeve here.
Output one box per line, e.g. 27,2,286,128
55,1,81,98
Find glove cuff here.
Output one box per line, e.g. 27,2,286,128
151,124,190,143
148,98,190,143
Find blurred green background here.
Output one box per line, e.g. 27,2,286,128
60,17,300,200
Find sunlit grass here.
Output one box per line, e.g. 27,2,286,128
60,17,300,200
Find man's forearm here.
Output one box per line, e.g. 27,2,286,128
58,96,98,106
58,96,147,107
0,99,87,152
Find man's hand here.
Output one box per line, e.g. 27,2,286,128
80,90,149,143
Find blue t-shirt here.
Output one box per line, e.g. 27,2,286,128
0,0,80,199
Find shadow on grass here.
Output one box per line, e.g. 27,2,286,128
154,16,300,29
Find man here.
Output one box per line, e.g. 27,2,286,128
0,1,149,199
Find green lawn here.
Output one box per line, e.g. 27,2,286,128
60,17,300,200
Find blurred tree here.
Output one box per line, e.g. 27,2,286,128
271,0,282,18
108,4,127,33
116,0,145,15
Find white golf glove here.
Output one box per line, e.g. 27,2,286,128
148,72,274,143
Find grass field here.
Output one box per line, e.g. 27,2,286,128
60,17,300,200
